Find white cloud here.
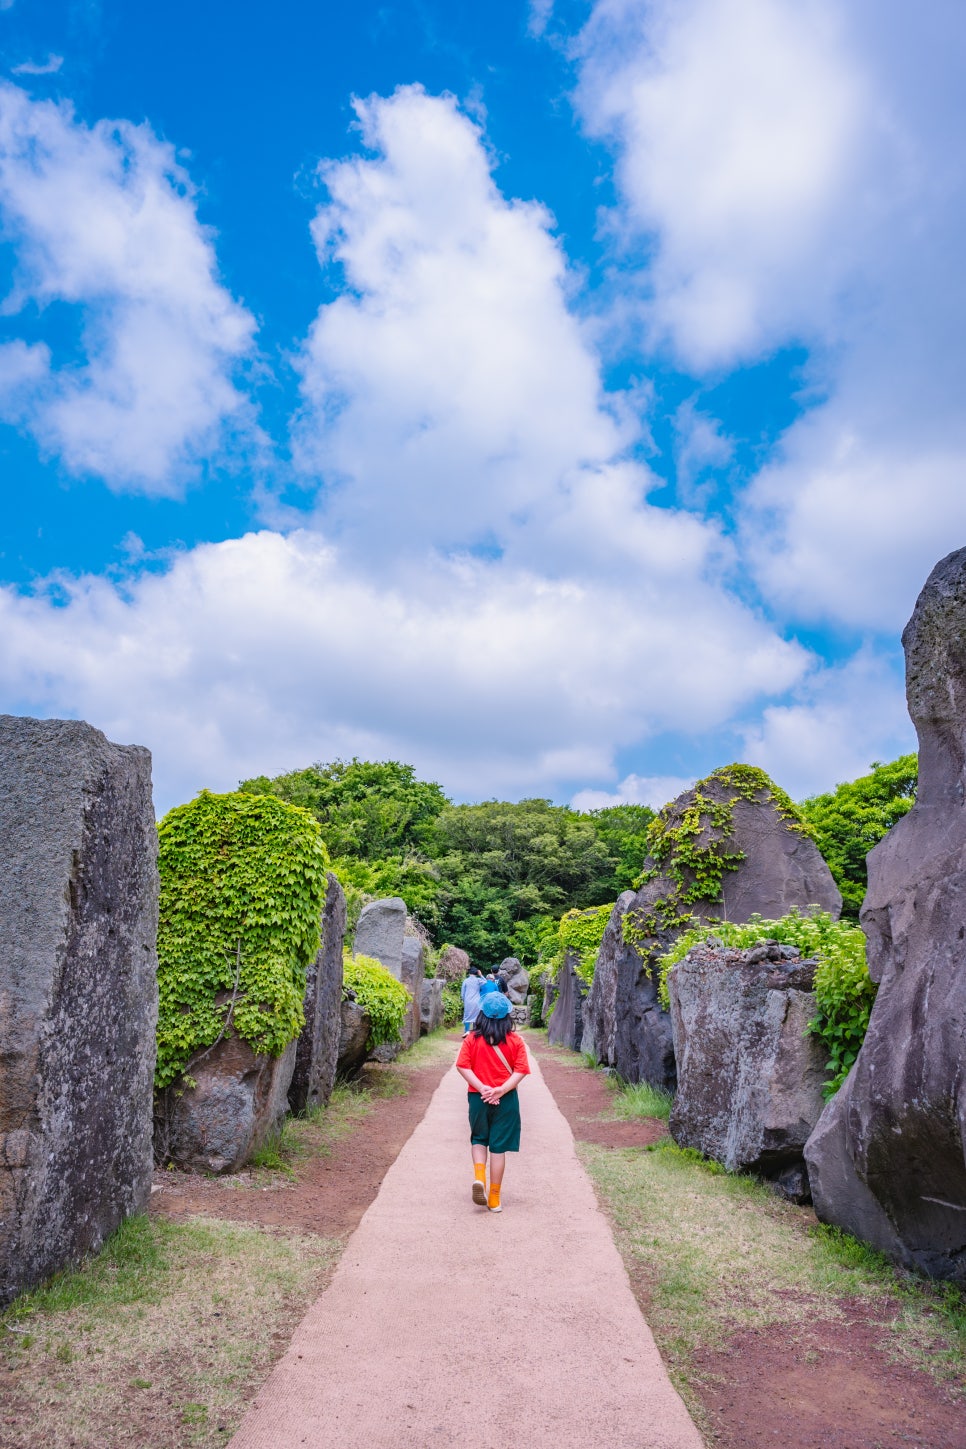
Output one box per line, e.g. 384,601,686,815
0,527,807,814
739,648,915,798
296,85,627,557
0,81,255,493
573,0,966,632
572,773,696,811
11,55,63,76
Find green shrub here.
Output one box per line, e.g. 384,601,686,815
156,791,329,1090
657,909,875,1097
552,903,614,983
343,953,410,1049
441,980,464,1027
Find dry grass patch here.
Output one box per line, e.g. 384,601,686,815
582,1139,966,1398
0,1213,339,1449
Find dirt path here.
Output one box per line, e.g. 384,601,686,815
151,1053,449,1238
227,1047,703,1449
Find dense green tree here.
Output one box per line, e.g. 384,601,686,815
586,803,655,891
240,758,449,860
799,754,918,918
430,798,617,965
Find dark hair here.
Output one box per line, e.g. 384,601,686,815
473,1011,513,1045
467,965,482,977
496,974,510,995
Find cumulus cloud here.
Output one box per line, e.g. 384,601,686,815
296,85,627,557
572,773,696,811
739,648,915,798
0,527,808,814
0,82,255,493
573,0,966,632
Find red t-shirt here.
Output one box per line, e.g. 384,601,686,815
456,1031,531,1093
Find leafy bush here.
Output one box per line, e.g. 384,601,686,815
657,909,875,1097
156,791,329,1090
343,953,411,1049
553,902,614,983
441,980,464,1027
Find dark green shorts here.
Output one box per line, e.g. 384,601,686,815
468,1088,521,1154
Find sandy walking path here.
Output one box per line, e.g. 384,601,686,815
229,1046,704,1449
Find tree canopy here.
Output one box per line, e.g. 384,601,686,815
799,754,918,918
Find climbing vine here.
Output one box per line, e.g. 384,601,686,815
342,953,411,1049
623,765,815,950
551,903,614,984
656,909,875,1097
156,790,329,1090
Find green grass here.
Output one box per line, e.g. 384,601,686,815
0,1213,339,1448
606,1079,675,1121
582,1136,966,1410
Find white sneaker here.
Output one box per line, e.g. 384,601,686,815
472,1180,487,1206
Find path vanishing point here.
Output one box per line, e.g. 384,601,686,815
228,1046,704,1449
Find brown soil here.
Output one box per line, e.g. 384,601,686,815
151,1049,453,1237
534,1037,966,1449
532,1038,667,1148
694,1305,966,1449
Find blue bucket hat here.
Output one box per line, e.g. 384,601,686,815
480,993,511,1019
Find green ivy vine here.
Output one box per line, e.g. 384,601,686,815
623,764,815,950
656,908,875,1097
342,953,411,1048
156,790,329,1090
552,903,614,984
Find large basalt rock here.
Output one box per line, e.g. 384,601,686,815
805,547,966,1279
0,716,158,1306
420,978,445,1035
669,942,826,1197
158,1037,296,1174
498,957,529,1005
353,897,407,979
436,944,471,982
337,998,371,1080
546,950,587,1051
289,871,346,1115
398,937,424,1050
614,769,842,1088
582,891,634,1067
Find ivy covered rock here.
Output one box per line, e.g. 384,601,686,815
0,716,158,1307
583,891,675,1091
668,940,827,1199
153,790,328,1171
613,765,841,1088
289,871,347,1115
546,905,611,1051
806,547,966,1280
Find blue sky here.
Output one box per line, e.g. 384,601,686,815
0,0,962,814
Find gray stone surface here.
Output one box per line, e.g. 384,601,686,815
158,1037,297,1174
582,891,635,1067
436,945,471,982
0,715,158,1306
353,897,407,979
498,957,530,1005
546,950,588,1051
805,546,966,1280
420,978,445,1035
337,999,371,1080
669,942,826,1194
613,770,842,1090
289,872,347,1115
398,937,424,1049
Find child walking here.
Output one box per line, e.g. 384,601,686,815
455,992,530,1213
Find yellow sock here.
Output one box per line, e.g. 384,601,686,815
474,1162,486,1184
488,1185,501,1208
